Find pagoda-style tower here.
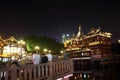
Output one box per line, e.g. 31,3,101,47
63,26,113,80
82,27,112,59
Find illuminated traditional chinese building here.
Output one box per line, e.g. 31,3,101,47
0,36,4,54
0,36,26,61
62,26,113,80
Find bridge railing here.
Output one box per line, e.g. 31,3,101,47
0,59,73,80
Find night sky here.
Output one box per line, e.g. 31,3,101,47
0,1,120,43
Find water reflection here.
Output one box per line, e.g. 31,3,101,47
69,59,118,80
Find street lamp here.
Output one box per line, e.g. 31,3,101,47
60,50,64,54
34,46,40,53
18,40,25,45
43,48,48,54
48,50,51,53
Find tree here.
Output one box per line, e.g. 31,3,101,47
23,35,64,54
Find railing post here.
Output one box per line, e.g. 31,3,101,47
11,64,17,80
49,62,53,80
70,59,74,73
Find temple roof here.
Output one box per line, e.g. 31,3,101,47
4,36,18,44
87,27,100,35
63,26,112,45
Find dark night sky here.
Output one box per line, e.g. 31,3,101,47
0,0,120,43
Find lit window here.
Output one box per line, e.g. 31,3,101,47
82,53,84,56
88,74,90,78
80,73,82,78
84,74,86,78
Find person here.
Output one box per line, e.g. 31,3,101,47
32,52,41,64
52,54,58,61
63,51,69,60
41,53,48,63
46,52,53,62
32,52,41,77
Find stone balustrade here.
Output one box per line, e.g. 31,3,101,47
0,59,73,80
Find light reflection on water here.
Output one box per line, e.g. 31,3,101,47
69,63,119,80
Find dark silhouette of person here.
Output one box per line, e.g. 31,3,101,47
41,53,48,80
41,53,48,63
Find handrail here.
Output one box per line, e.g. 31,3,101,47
0,59,73,80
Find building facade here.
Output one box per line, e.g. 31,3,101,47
62,26,113,80
0,36,26,62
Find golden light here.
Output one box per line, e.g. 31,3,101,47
3,46,18,55
48,50,51,53
18,40,26,57
80,73,82,78
118,39,120,43
34,46,40,50
43,48,48,52
18,40,25,45
60,50,64,54
34,46,40,53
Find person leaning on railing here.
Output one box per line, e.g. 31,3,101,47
32,52,41,64
46,52,53,62
41,53,48,63
32,52,41,77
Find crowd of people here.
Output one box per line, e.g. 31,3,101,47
32,50,70,65
32,51,55,65
8,50,69,67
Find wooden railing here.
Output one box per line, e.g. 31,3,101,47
0,59,73,80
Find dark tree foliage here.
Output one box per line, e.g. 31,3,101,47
23,35,64,54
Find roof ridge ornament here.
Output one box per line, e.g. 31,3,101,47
76,25,81,38
88,27,101,35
